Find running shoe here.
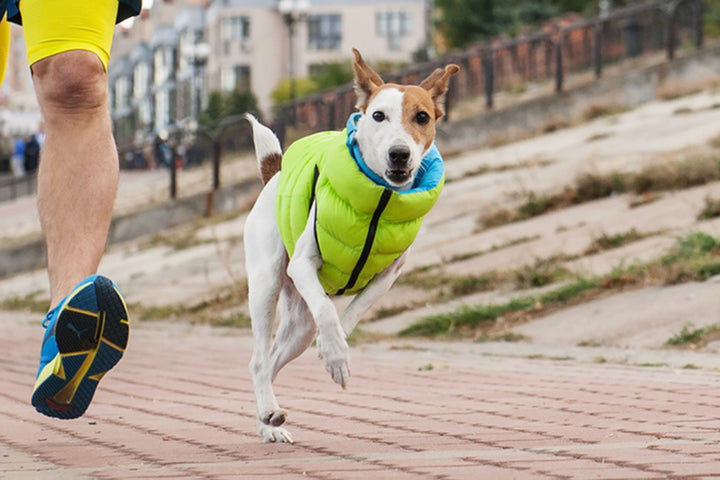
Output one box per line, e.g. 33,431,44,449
31,274,129,419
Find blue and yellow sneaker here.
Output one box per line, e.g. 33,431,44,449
31,275,129,419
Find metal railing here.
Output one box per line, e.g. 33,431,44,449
0,172,36,203
277,0,704,133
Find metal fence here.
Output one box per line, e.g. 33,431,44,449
0,173,36,203
278,0,704,133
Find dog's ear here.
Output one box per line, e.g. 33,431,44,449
352,48,384,112
419,64,460,119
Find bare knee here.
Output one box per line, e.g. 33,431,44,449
32,51,108,116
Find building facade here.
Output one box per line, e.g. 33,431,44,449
109,0,430,149
0,24,41,137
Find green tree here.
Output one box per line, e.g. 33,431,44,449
435,0,497,49
270,77,320,105
199,89,258,127
226,89,258,118
706,0,720,38
270,61,356,106
435,0,600,50
494,2,561,36
311,61,354,90
200,91,224,126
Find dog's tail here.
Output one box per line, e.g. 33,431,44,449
245,113,282,184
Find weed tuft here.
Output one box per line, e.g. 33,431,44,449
698,196,720,221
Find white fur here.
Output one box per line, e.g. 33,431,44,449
244,163,408,442
243,53,455,443
355,88,427,189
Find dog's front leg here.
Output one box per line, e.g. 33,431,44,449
340,252,407,335
286,204,350,388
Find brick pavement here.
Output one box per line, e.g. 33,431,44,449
3,317,720,479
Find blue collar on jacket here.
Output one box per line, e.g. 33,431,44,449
345,113,444,195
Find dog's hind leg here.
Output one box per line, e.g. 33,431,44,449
245,176,294,443
270,280,317,381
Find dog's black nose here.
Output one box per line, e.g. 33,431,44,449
388,146,411,166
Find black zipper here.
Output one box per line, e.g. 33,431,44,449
335,189,393,295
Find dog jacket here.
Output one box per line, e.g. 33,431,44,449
275,114,444,295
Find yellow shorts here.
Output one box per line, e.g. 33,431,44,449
0,14,9,85
20,0,118,70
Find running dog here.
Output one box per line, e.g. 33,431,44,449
244,49,459,443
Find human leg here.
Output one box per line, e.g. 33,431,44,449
21,0,118,304
0,12,9,86
21,0,132,418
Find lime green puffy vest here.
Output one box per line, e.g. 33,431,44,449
275,128,444,295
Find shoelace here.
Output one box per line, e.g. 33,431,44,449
42,306,59,328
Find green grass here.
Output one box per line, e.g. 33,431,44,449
584,229,647,255
478,155,720,230
698,196,720,221
513,261,571,289
475,331,527,343
0,291,49,313
398,279,599,338
129,281,250,327
538,278,599,304
400,232,720,339
667,324,706,346
398,296,535,337
666,323,720,348
447,234,541,263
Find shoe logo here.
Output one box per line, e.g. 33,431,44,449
67,323,88,340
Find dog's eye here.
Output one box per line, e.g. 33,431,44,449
372,111,385,122
415,111,430,125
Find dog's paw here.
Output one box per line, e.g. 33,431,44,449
258,424,294,444
317,331,350,388
327,357,350,389
260,409,287,427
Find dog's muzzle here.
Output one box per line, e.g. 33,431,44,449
386,146,412,184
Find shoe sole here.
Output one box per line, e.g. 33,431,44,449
31,276,129,419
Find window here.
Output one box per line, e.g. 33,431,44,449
221,16,250,54
308,14,342,51
133,62,149,99
155,90,170,130
114,77,130,111
154,48,174,84
376,10,412,50
221,65,251,92
179,30,203,71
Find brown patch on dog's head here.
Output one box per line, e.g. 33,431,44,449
418,64,460,119
399,85,441,151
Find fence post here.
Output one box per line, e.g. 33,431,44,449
328,100,335,131
593,21,604,79
693,0,704,48
278,107,288,148
170,155,177,199
212,138,221,191
482,49,494,109
666,3,678,60
554,35,564,93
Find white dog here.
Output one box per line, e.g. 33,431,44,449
244,49,459,443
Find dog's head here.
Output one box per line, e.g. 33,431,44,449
351,49,459,190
